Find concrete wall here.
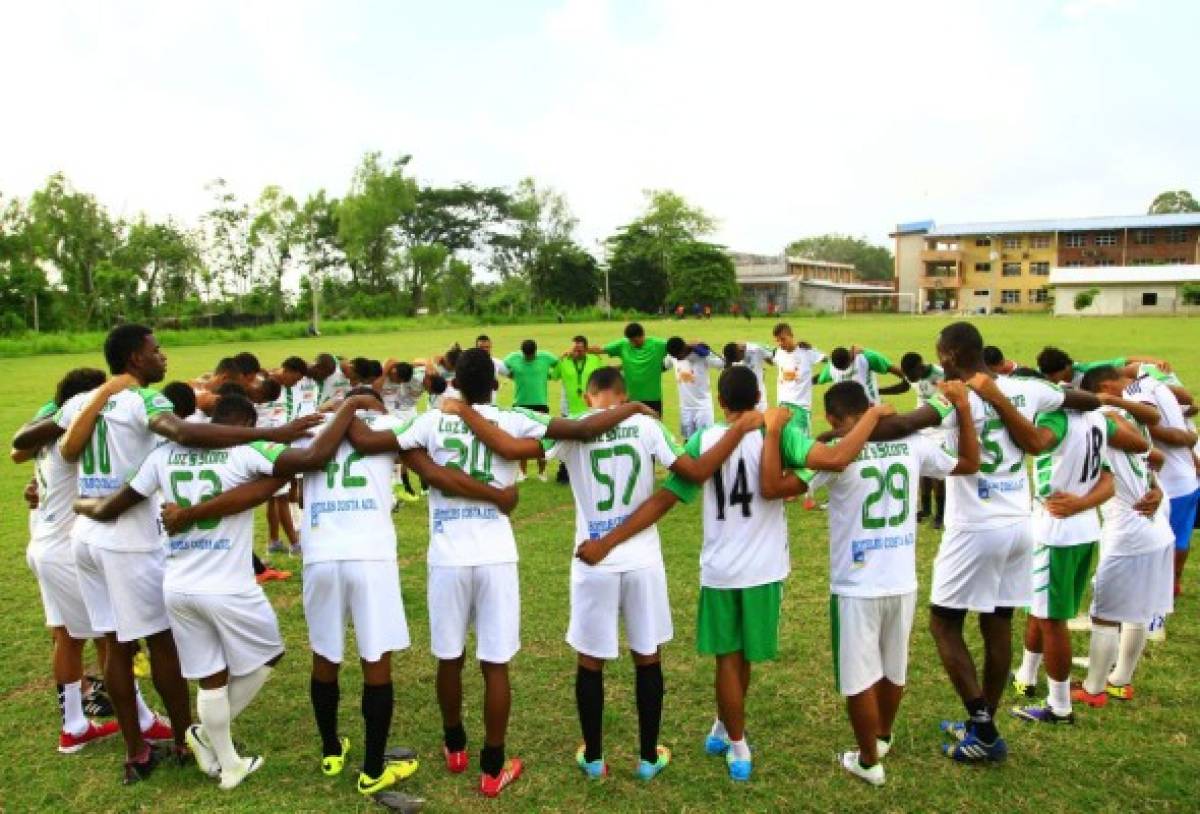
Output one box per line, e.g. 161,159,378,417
894,233,924,301
1053,283,1181,316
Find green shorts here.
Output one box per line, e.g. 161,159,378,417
782,403,812,437
1031,542,1095,620
697,581,783,662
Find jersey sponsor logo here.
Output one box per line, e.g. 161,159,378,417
587,514,632,539
431,505,500,533
169,536,233,552
851,531,916,566
167,450,231,466
309,497,381,527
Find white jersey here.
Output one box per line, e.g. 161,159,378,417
395,405,549,566
297,412,402,564
255,398,286,429
30,436,78,562
545,411,682,572
773,346,824,408
808,435,957,597
932,375,1066,531
1099,406,1175,557
294,377,321,417
129,442,281,594
666,426,798,589
665,352,724,412
1125,375,1198,499
380,366,425,420
913,364,946,408
736,342,771,410
1032,410,1112,546
57,387,175,552
312,365,352,405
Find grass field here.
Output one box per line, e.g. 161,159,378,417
2,314,1199,813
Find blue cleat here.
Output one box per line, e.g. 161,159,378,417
704,734,730,756
636,746,670,781
575,745,608,779
939,719,968,741
726,749,752,782
1011,704,1074,725
941,727,1008,763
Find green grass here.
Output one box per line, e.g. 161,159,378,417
2,314,1198,813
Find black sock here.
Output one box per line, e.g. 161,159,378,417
635,662,664,764
310,677,341,757
878,733,892,745
444,721,467,753
966,696,998,743
575,666,604,762
252,553,266,576
480,743,505,778
361,682,394,779
400,470,415,494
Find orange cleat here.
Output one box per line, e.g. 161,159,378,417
479,758,523,798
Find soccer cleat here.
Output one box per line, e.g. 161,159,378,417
219,755,264,790
1106,683,1135,701
358,760,419,796
704,733,730,756
636,746,671,781
289,543,303,557
1071,685,1108,709
185,724,220,777
1011,704,1075,725
133,651,151,679
537,473,548,483
82,682,113,718
255,567,291,585
267,539,287,555
931,518,944,531
141,714,174,743
479,757,523,798
803,496,818,511
322,736,351,776
443,745,469,774
726,748,752,782
575,745,608,779
58,720,119,754
1010,673,1038,699
938,719,967,742
122,745,165,785
876,737,892,759
371,790,426,812
941,729,1008,763
840,751,885,787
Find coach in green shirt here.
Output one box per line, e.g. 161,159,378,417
596,322,669,413
504,339,560,411
556,335,604,415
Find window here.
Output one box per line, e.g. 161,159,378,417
1030,288,1049,304
1094,232,1117,246
1064,233,1086,248
1168,257,1188,264
1142,292,1158,306
1133,229,1155,245
1000,290,1021,304
973,289,990,296
974,262,991,272
1031,235,1051,249
1030,261,1050,276
1064,260,1087,268
1165,228,1188,244
1002,236,1022,249
1095,258,1117,267
975,238,992,247
1002,262,1022,276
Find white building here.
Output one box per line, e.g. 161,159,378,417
1049,265,1200,316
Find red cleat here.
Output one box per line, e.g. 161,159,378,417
444,745,469,774
142,715,174,743
1107,683,1135,701
58,720,119,754
479,758,523,798
1070,685,1108,708
255,567,292,584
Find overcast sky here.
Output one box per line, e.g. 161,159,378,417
2,0,1197,254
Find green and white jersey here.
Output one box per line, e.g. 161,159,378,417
30,421,79,562
1125,374,1198,498
129,441,282,594
1068,357,1127,388
737,342,771,410
1032,409,1115,547
665,352,724,412
380,366,425,420
256,396,286,429
665,423,809,588
913,364,945,408
928,375,1066,531
311,363,352,405
817,349,892,404
395,405,549,567
294,376,321,417
544,411,682,572
1099,406,1174,556
56,387,174,552
297,412,402,564
773,346,824,409
805,433,957,598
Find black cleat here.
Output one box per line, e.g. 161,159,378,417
122,745,167,785
373,790,425,812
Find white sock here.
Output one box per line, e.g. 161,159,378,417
1016,649,1043,685
197,687,241,772
1047,678,1072,716
134,684,156,730
728,738,751,761
228,666,273,720
709,719,728,741
60,681,89,736
1109,623,1147,686
1083,625,1120,695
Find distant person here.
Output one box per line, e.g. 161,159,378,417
816,347,911,405
665,337,725,438
588,323,670,415
983,346,1019,376
553,337,604,484
503,339,561,481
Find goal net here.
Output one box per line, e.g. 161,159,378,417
841,291,916,315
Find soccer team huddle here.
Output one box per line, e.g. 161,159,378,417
11,319,1200,805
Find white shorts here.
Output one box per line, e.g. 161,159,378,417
27,550,100,639
567,562,673,660
428,563,520,664
165,589,284,679
72,539,170,642
303,560,409,663
930,521,1032,612
680,408,715,440
831,592,917,697
1090,547,1175,624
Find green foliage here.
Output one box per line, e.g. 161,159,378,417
1073,287,1100,311
667,241,738,308
1181,282,1200,305
530,241,601,308
1148,189,1200,214
784,233,894,281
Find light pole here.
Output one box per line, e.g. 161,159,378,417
595,238,611,317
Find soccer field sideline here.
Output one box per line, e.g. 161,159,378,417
3,315,1199,813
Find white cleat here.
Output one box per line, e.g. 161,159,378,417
219,755,264,791
840,751,885,787
876,738,891,759
185,724,220,778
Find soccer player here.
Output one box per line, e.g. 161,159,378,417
592,323,670,415
11,324,321,784
502,339,561,481
443,366,758,782
664,337,725,438
14,367,120,754
307,353,353,405
900,352,948,530
722,341,773,412
553,336,604,484
475,334,511,383
767,378,978,786
1035,346,1169,388
983,345,1019,376
377,359,428,502
770,322,824,435
1075,366,1173,707
816,346,910,405
922,322,1099,763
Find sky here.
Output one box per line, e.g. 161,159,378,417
1,0,1198,255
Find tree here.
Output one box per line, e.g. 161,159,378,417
667,241,738,308
1073,287,1100,312
116,216,200,319
249,185,303,319
337,152,417,292
1148,190,1200,214
0,194,50,332
530,241,601,308
430,257,476,314
784,234,894,281
200,179,254,307
296,190,342,332
491,177,578,282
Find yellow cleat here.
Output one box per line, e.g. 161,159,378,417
132,650,151,679
322,736,351,777
358,759,419,795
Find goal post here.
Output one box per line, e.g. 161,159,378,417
841,291,916,316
